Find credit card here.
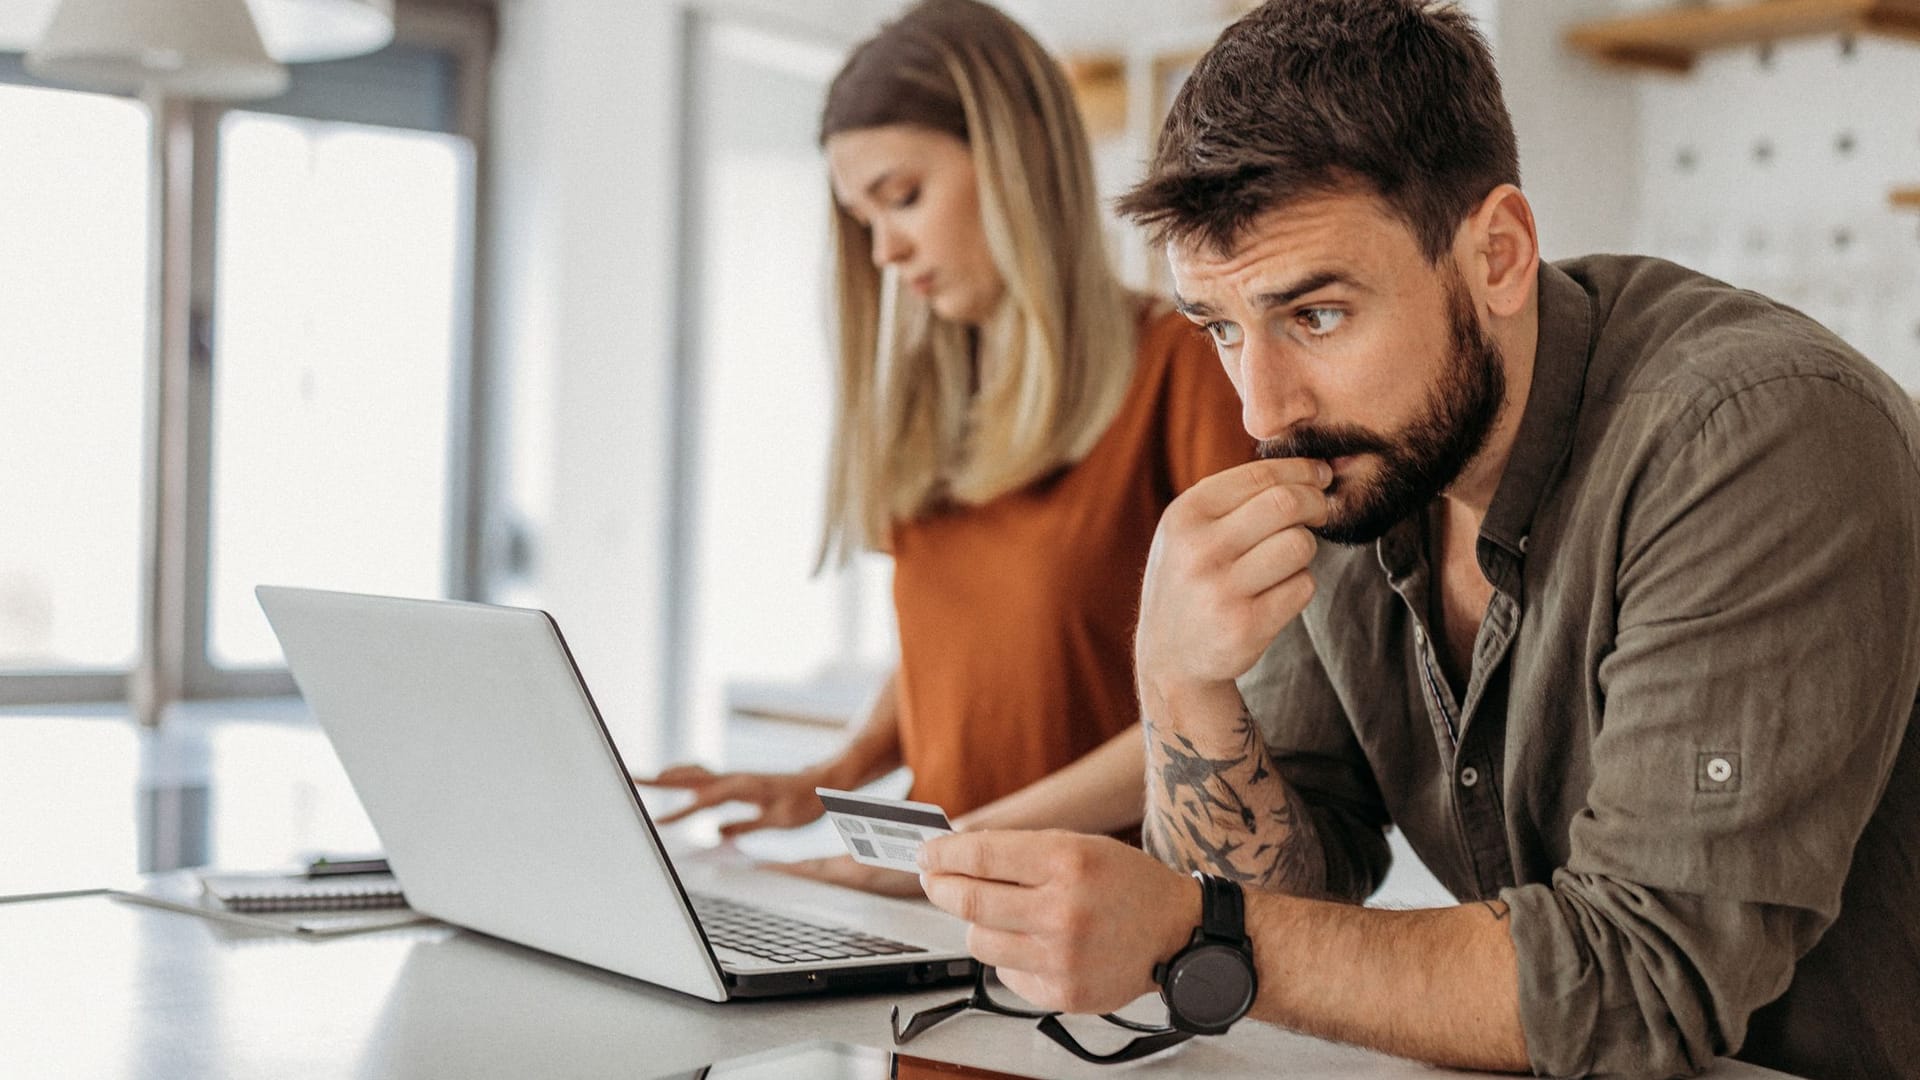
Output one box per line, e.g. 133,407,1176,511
815,787,954,873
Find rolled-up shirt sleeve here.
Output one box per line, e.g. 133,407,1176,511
1503,375,1920,1076
1504,879,1826,1077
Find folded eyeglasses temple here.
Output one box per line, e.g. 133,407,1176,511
1035,1015,1194,1065
890,965,1194,1063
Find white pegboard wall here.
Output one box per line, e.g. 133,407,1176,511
1631,32,1920,387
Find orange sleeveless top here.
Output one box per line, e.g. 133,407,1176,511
890,307,1252,816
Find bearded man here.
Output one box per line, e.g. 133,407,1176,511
913,1,1920,1076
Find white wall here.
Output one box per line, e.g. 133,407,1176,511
1479,0,1641,261
487,0,906,768
489,0,684,767
1629,34,1920,385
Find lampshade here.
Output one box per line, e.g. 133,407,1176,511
26,0,289,100
0,2,58,53
248,0,394,63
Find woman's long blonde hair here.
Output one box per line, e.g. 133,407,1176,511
816,0,1137,567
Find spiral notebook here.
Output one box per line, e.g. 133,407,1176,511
200,871,407,912
110,871,432,937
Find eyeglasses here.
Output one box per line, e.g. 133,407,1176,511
890,964,1194,1065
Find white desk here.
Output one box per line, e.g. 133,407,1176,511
0,890,1796,1080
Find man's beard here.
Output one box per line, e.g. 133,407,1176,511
1257,274,1508,546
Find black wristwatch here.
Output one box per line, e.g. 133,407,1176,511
1152,872,1257,1035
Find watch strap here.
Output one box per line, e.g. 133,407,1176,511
1194,872,1247,947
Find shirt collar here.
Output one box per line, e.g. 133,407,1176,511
1372,261,1594,578
1478,261,1594,560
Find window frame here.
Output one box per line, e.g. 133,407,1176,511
0,0,498,712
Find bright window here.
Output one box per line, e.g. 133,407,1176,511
0,84,148,672
207,112,470,668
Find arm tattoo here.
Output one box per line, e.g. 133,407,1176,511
1478,901,1510,921
1144,700,1326,895
1262,779,1323,889
1159,732,1258,831
1179,812,1257,883
1142,804,1175,863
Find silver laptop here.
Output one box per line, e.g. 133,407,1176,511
256,585,972,1001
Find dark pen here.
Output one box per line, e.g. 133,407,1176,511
306,856,391,878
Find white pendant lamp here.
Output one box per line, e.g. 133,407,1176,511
26,0,289,100
0,2,58,53
248,0,395,63
17,0,397,101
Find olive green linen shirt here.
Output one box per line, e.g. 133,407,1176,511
1240,256,1920,1079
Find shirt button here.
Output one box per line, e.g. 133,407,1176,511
1706,757,1734,783
1518,535,1529,553
1459,766,1480,788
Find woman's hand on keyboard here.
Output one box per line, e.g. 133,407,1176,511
635,764,830,837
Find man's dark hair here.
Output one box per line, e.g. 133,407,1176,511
1117,0,1519,263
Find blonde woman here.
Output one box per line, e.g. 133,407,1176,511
642,0,1248,893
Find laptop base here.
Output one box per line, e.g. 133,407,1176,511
724,956,975,999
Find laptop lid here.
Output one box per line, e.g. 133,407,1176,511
256,585,731,1002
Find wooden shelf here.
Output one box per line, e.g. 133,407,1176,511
1567,0,1920,73
1064,55,1129,139
1893,186,1920,209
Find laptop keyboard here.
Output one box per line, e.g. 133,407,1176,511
689,892,927,963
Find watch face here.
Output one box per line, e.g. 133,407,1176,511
1167,944,1255,1030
